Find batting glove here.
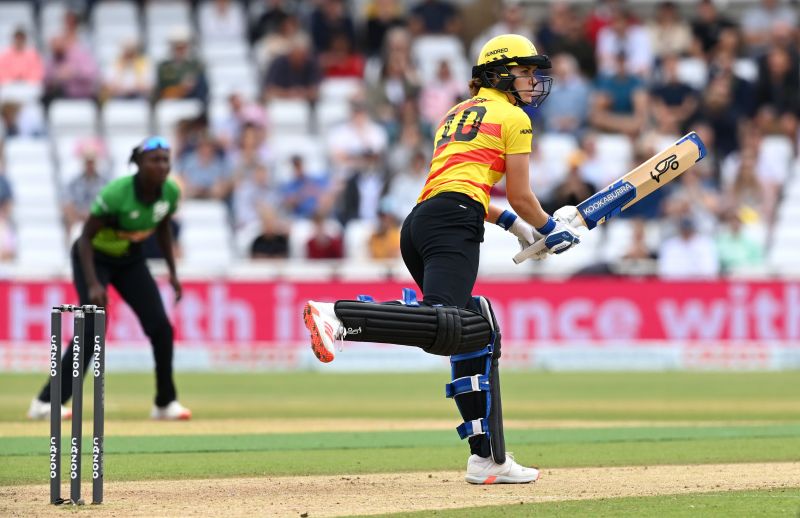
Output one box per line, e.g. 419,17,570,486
496,210,537,249
536,216,581,255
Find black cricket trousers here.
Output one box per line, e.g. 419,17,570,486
400,192,492,457
38,243,177,407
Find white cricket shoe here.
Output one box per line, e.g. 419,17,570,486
303,300,344,363
27,397,72,420
151,400,192,420
465,453,540,484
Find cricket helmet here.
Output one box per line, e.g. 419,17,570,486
472,34,552,107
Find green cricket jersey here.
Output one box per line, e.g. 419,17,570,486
89,175,180,257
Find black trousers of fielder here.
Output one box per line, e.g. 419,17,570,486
38,243,177,407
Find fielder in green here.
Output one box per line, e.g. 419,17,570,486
29,136,192,421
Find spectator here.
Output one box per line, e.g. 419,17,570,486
540,53,591,136
306,211,343,259
0,100,45,138
596,7,653,77
543,151,597,215
535,2,571,55
55,8,92,50
310,0,357,54
336,151,387,225
408,0,460,35
263,34,322,104
62,139,110,237
472,0,534,61
250,207,289,259
280,155,330,218
328,97,388,176
232,164,278,229
740,0,798,55
691,0,735,55
212,92,266,150
387,118,428,174
621,219,657,261
658,217,719,278
381,150,428,222
574,131,611,189
154,28,209,102
0,27,44,86
589,52,648,136
177,135,231,200
584,0,620,46
754,46,800,140
649,54,699,135
43,36,99,101
362,0,406,57
646,1,693,60
716,209,764,274
255,13,305,73
723,146,775,225
418,60,465,128
692,76,742,161
366,33,421,126
199,0,246,41
230,122,271,183
102,40,153,100
320,31,365,79
0,158,14,214
547,5,597,78
662,167,721,235
250,0,290,45
368,210,401,259
0,183,15,262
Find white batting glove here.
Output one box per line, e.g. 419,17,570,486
553,205,582,227
496,210,537,249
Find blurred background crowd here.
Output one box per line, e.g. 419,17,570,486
0,0,798,279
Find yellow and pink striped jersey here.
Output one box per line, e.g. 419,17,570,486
417,87,533,214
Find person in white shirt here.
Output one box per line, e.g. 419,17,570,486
658,217,720,278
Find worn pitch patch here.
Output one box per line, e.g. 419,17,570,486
3,462,800,517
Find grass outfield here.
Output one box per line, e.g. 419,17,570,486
1,372,799,516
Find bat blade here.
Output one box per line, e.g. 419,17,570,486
576,132,706,230
513,132,706,264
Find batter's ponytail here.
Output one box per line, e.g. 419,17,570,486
468,78,482,97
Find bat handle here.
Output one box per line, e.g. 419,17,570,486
513,239,547,264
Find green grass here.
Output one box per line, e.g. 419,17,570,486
379,488,800,517
3,371,799,421
1,372,799,515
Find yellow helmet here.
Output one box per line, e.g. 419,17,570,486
472,34,552,107
475,34,549,69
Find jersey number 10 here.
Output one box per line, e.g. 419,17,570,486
436,106,487,148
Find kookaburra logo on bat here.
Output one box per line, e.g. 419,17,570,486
650,154,680,182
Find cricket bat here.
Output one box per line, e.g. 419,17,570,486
513,131,707,264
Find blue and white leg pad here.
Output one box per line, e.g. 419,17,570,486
447,344,494,440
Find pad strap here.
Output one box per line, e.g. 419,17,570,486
445,374,490,398
456,418,487,439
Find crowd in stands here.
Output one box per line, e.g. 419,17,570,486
0,0,798,278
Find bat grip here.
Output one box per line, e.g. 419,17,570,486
513,239,547,264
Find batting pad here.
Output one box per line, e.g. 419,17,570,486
333,301,492,356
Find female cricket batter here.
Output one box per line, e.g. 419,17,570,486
28,136,191,421
304,34,581,484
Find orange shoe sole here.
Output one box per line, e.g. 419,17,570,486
303,303,334,363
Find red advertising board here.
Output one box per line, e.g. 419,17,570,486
1,279,799,343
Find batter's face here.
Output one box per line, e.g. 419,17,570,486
510,65,537,104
